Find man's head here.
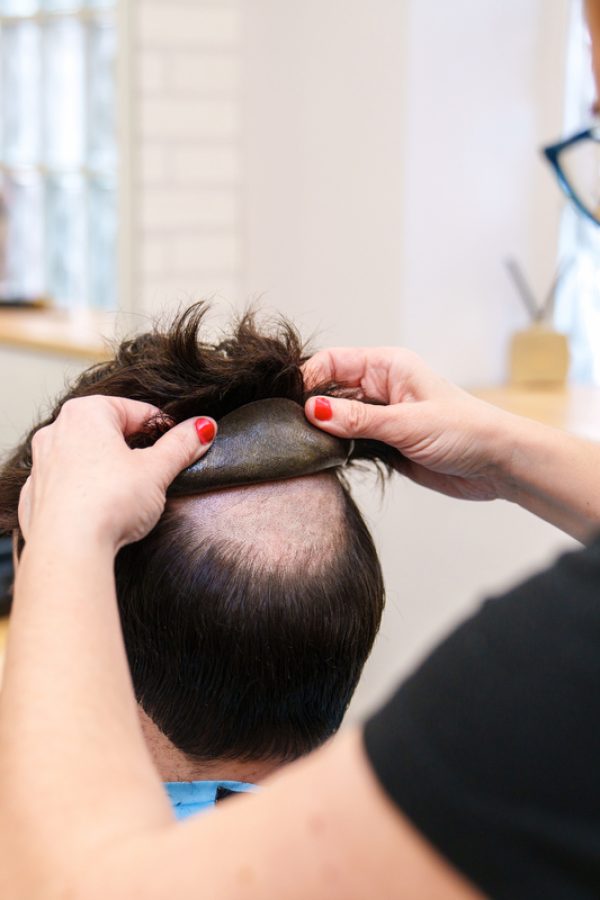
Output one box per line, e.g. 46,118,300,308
0,304,389,770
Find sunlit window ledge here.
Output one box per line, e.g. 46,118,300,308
472,384,600,441
0,306,115,361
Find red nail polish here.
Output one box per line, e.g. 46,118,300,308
314,397,332,421
195,417,216,445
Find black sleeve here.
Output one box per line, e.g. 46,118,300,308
364,538,600,899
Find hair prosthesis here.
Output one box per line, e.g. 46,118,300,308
170,398,354,496
0,302,396,763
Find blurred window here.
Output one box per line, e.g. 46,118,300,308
0,0,117,311
556,0,600,382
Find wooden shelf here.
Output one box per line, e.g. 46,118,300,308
0,307,116,361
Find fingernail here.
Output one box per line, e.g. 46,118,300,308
314,397,333,421
195,417,216,445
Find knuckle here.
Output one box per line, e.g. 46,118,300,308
396,347,422,367
31,427,48,453
346,400,369,435
60,397,80,415
62,395,105,417
59,397,87,423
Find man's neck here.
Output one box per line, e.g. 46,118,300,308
138,708,284,784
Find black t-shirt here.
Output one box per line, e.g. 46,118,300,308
364,537,600,899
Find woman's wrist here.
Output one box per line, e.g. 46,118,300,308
24,515,119,563
484,409,539,505
488,410,600,539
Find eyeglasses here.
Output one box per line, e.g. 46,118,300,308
543,125,600,227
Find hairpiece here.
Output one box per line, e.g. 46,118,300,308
169,398,353,496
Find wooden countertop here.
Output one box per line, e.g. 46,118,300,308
472,384,600,441
0,307,115,361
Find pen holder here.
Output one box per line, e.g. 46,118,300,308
509,323,569,387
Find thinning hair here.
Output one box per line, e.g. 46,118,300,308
0,303,393,761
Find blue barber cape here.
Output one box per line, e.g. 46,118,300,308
165,780,257,821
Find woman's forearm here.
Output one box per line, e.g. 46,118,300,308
0,524,170,891
494,412,600,542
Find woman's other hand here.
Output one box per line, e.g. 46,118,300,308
304,347,514,502
18,396,216,551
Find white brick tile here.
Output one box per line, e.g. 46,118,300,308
132,1,242,322
171,53,241,94
140,188,238,229
138,51,167,93
138,4,241,48
140,98,239,141
171,232,240,272
139,145,167,183
172,146,241,185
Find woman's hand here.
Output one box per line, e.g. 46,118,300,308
304,347,518,502
304,346,600,540
18,395,216,552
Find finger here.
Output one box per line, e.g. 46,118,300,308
145,416,217,487
105,397,163,438
59,396,163,438
303,347,428,405
302,348,371,390
305,395,410,446
303,346,412,385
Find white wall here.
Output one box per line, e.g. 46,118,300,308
241,0,577,720
242,0,570,379
243,0,406,344
399,0,570,384
0,348,87,455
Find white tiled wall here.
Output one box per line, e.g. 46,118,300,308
130,0,243,319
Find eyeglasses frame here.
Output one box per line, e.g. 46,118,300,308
543,126,600,227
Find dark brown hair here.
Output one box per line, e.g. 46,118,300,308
0,303,394,761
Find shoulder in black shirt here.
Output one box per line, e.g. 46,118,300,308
364,537,600,899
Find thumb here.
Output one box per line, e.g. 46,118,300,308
146,416,217,487
305,395,405,446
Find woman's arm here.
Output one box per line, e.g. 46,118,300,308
492,414,600,542
304,347,600,541
80,730,480,900
0,398,216,895
0,528,173,896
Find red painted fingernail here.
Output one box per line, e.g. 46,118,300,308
195,417,216,445
314,397,333,421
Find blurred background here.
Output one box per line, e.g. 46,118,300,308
0,0,595,718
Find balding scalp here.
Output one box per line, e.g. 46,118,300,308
175,474,344,574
